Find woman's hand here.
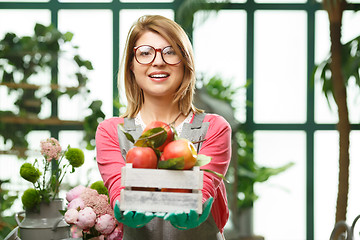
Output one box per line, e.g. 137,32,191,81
163,197,214,230
114,200,155,228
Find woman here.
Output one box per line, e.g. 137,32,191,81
96,15,231,239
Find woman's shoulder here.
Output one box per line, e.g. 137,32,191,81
201,113,231,132
97,117,125,130
202,113,230,125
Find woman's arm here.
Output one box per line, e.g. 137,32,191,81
96,118,125,208
199,114,232,202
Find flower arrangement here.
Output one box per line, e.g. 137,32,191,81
64,182,123,240
20,137,85,210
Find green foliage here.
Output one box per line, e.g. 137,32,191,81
83,100,105,150
313,35,360,107
65,148,85,168
199,76,294,209
0,23,105,157
0,180,18,239
158,157,185,170
90,181,108,196
176,0,230,35
135,127,168,148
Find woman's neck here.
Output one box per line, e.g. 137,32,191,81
140,99,185,127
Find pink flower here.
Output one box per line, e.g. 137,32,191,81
64,208,79,224
76,207,96,229
95,214,116,235
40,138,62,162
67,197,85,210
81,189,113,217
107,225,123,240
67,185,86,202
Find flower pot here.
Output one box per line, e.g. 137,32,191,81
15,199,70,240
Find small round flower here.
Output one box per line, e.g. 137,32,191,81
21,188,41,210
67,197,85,210
20,163,41,183
41,137,62,162
65,148,84,168
76,207,96,229
90,181,108,196
107,225,123,240
66,185,86,202
64,208,79,224
95,214,116,235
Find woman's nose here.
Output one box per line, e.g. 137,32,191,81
152,51,165,66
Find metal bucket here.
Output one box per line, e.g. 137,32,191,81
15,199,70,240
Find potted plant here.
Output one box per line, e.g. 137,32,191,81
15,137,85,240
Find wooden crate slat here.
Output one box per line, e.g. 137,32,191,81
121,164,203,189
120,189,203,214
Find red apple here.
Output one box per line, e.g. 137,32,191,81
160,138,197,170
143,121,174,151
126,147,158,169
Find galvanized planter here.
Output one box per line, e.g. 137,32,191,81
15,199,70,240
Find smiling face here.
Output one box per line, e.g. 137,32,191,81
131,31,185,101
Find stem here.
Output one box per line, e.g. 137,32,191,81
192,139,206,145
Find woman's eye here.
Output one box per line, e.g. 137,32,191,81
140,51,151,56
164,48,176,55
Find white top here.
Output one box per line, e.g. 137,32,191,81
135,111,194,136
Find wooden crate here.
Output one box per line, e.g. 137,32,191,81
120,163,203,214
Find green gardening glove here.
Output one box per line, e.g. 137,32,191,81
114,200,155,228
163,197,214,230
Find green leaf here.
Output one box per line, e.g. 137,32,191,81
255,162,295,183
134,127,167,148
63,32,73,42
195,154,211,166
202,169,229,183
118,124,135,143
158,157,185,170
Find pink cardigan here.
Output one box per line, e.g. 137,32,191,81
95,113,232,233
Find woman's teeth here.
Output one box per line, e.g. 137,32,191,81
149,74,168,78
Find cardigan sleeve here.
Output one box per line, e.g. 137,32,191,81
95,118,125,208
198,114,232,232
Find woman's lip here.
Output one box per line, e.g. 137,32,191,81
148,75,170,82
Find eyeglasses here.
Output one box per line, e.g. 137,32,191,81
134,45,182,65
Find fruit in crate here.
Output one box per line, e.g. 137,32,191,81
159,138,198,170
125,147,158,169
142,121,174,151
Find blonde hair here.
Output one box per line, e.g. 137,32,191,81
118,15,203,118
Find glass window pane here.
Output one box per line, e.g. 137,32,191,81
314,130,360,238
0,10,50,36
193,10,247,122
0,11,52,122
314,131,337,238
253,131,306,240
254,11,307,123
58,10,113,120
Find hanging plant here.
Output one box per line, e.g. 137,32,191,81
0,23,105,157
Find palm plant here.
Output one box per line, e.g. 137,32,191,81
313,0,360,236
